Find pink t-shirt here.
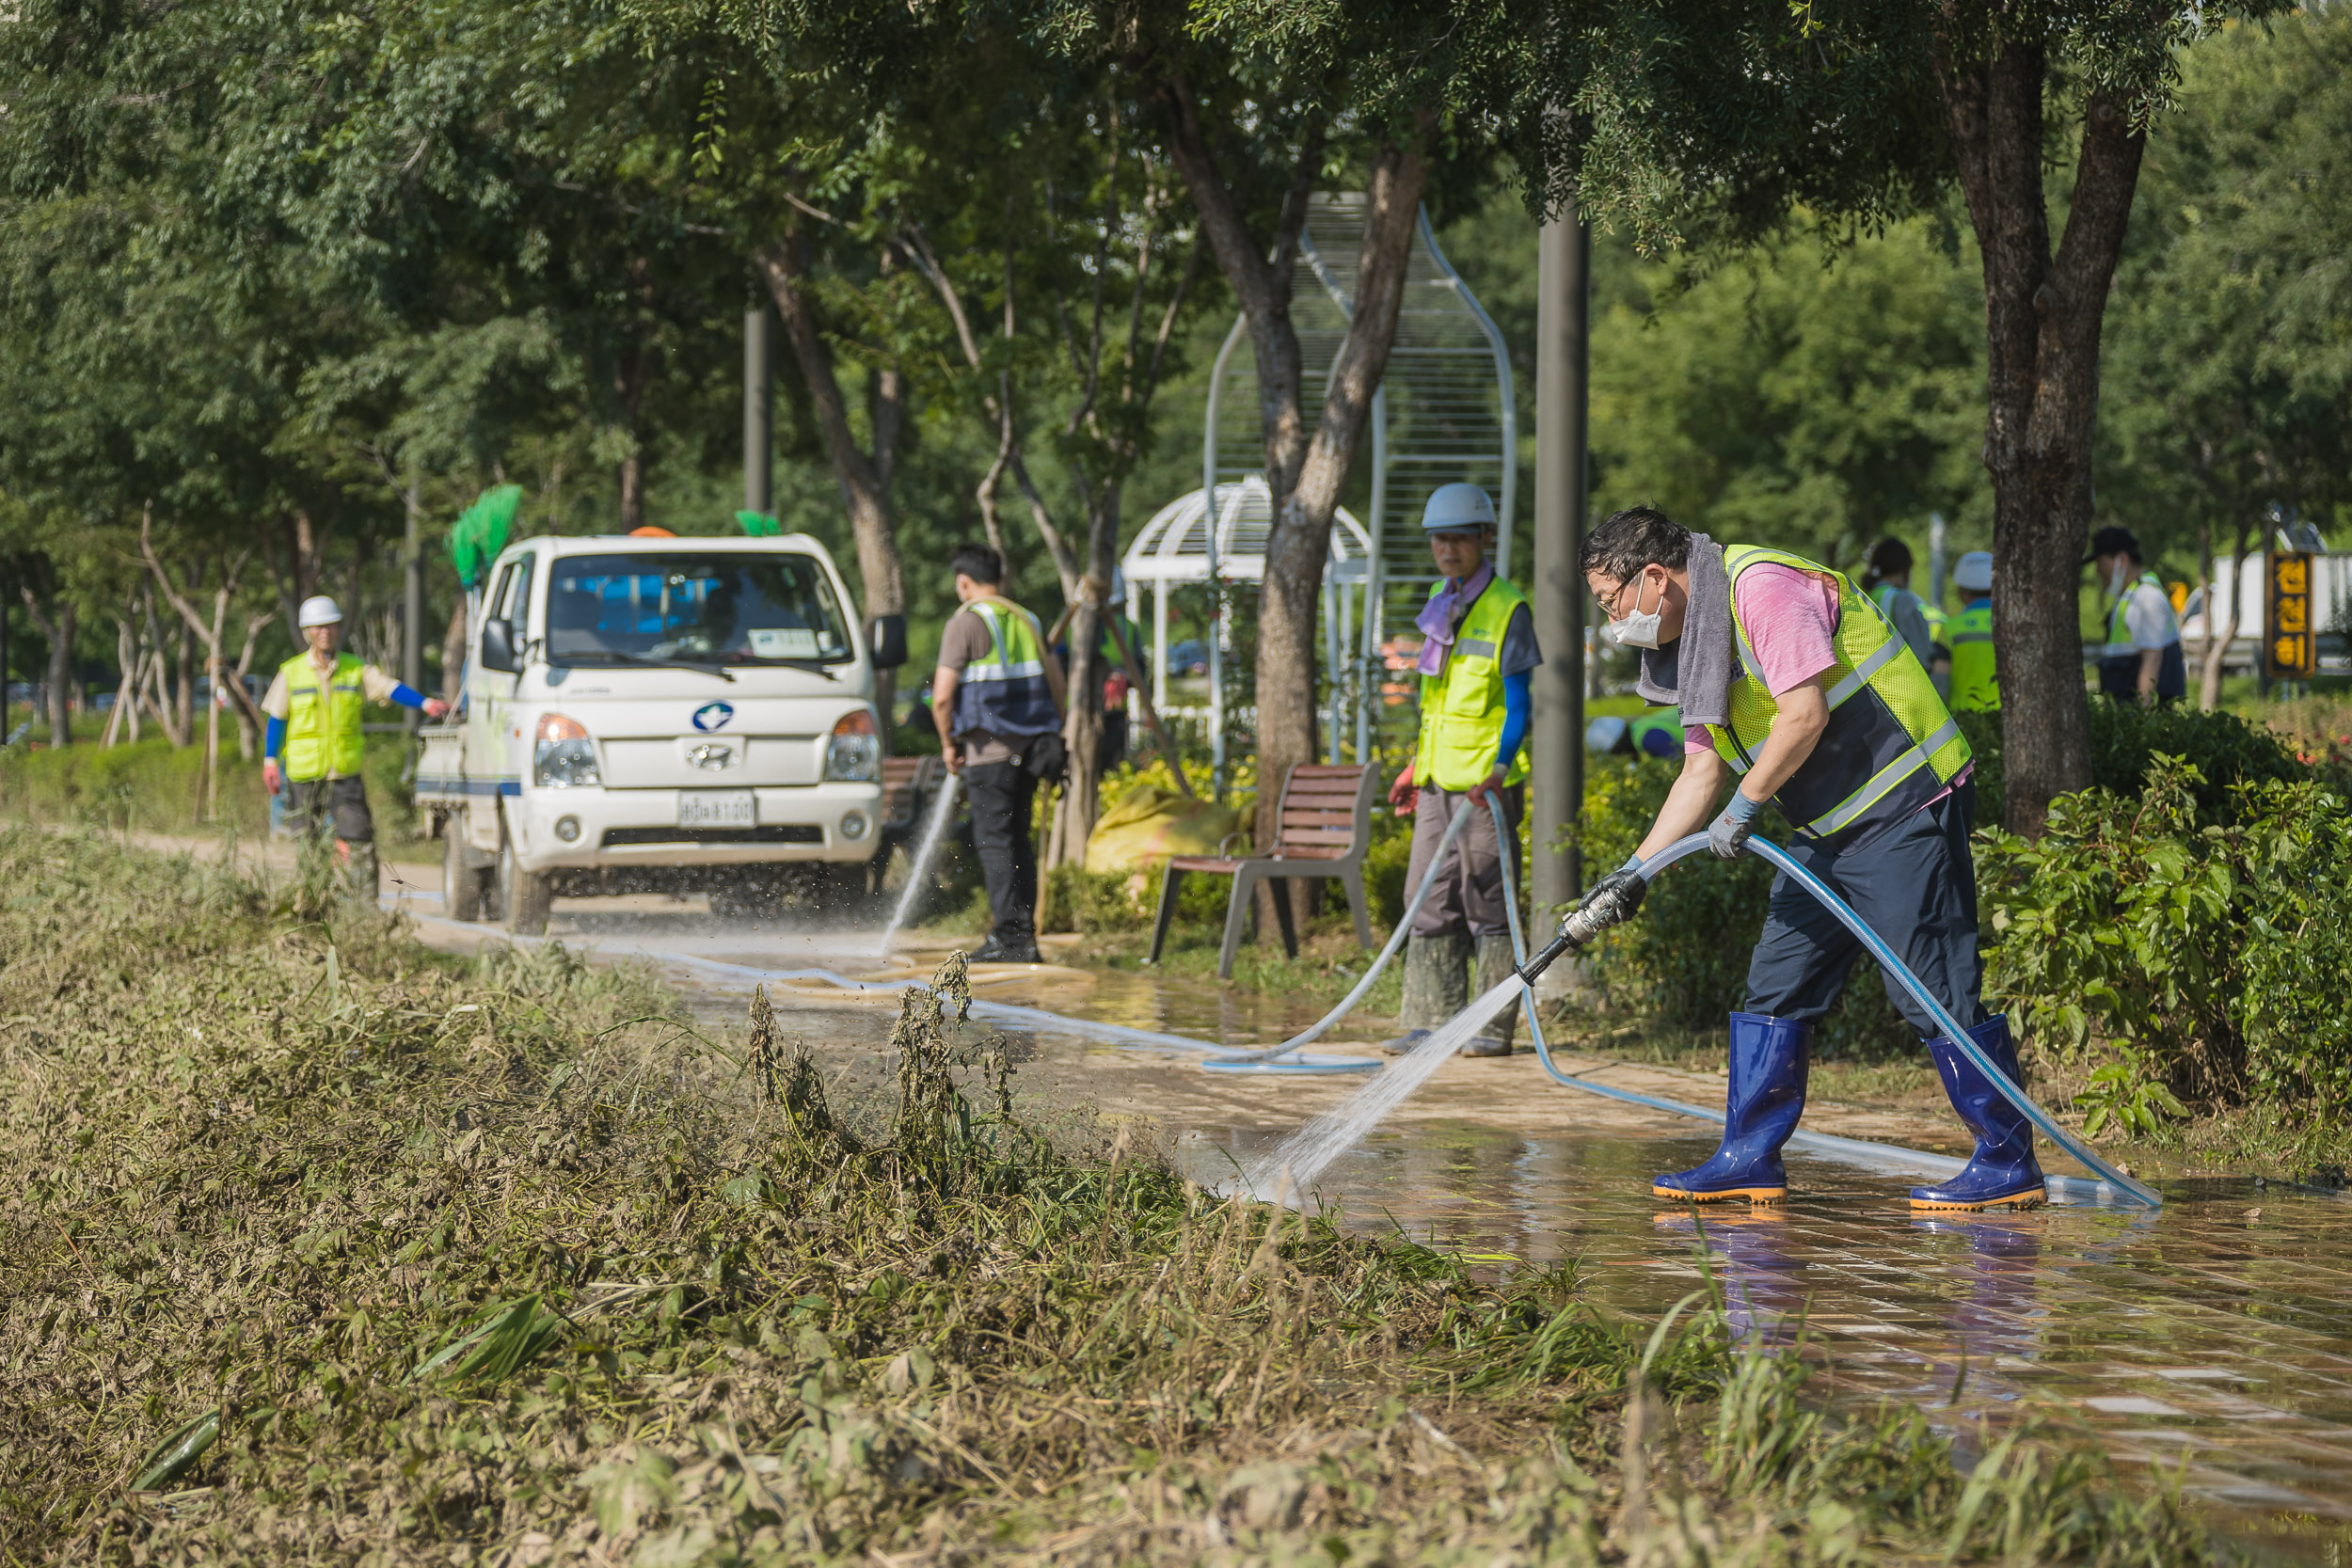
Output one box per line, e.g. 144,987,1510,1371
1683,564,1840,754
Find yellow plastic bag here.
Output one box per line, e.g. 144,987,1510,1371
1083,784,1249,874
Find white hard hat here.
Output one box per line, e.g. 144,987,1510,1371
1952,551,1994,594
1421,483,1496,534
297,595,344,628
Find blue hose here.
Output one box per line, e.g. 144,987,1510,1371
1191,802,1479,1070
1492,802,2159,1211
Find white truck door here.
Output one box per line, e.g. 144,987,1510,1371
466,552,532,851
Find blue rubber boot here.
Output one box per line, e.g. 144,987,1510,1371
1652,1013,1810,1204
1911,1015,2046,1211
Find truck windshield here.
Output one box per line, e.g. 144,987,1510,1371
545,552,852,668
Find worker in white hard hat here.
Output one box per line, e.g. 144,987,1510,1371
1381,483,1543,1059
261,595,450,898
1947,551,1998,713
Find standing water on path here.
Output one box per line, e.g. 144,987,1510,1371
1244,975,1523,1197
872,773,961,958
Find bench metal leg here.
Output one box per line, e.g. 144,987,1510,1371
1217,867,1257,979
1147,866,1185,965
1340,865,1374,950
1270,876,1299,959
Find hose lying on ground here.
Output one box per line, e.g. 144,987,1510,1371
391,794,2156,1206
1490,800,2160,1212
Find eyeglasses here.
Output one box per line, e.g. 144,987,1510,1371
1597,573,1646,619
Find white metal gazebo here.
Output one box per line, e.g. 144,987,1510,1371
1187,193,1517,774
1121,478,1375,760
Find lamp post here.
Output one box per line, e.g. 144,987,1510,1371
1531,196,1591,927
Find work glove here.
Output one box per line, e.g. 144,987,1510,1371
1708,790,1764,860
1565,854,1649,942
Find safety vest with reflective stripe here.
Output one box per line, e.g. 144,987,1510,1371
2102,570,2180,658
1947,600,1998,713
1706,546,1971,841
280,651,368,782
950,598,1060,738
1415,575,1532,793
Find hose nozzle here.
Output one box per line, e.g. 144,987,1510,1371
1517,899,1617,985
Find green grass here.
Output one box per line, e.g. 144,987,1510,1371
0,732,435,852
0,828,2234,1564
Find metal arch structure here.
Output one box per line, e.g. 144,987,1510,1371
1121,482,1375,758
1200,194,1518,776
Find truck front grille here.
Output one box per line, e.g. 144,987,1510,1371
599,826,824,847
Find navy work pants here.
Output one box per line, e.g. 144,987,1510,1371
961,760,1039,950
1743,781,1984,1038
2097,641,2187,704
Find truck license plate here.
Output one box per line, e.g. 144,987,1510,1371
677,790,755,829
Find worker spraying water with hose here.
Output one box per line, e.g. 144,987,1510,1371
1557,507,2042,1213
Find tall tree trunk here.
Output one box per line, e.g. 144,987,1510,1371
1160,88,1427,887
441,601,468,707
615,335,651,532
757,227,909,736
1057,490,1125,870
2200,515,2253,710
41,600,73,748
174,623,194,745
1940,44,2146,835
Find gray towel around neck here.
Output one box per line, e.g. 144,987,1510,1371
1635,532,1735,728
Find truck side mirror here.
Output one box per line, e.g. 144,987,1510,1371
480,617,521,673
866,614,907,671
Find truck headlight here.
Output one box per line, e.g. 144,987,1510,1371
823,707,881,783
535,713,601,788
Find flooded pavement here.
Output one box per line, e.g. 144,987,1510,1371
393,885,2352,1559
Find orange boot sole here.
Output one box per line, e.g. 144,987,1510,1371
1651,1184,1788,1205
1908,1186,2046,1212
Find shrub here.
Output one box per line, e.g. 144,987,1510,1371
0,731,425,841
1958,698,2304,829
1981,754,2352,1111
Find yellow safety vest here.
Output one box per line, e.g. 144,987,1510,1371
1707,546,1969,840
1415,575,1531,793
951,598,1059,738
1947,601,1998,713
280,652,367,782
2102,570,2179,657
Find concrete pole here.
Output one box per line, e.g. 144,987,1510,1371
1531,199,1591,921
744,307,773,515
403,467,423,735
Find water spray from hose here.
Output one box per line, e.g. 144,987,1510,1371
872,773,962,958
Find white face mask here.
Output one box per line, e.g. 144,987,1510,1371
1610,571,1666,649
2106,561,2132,598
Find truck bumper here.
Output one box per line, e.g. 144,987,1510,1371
499,783,885,873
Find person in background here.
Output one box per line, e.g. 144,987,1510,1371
1381,483,1542,1060
2089,526,2185,705
262,595,451,898
1571,506,2041,1213
1947,550,1999,713
1859,538,1936,670
930,544,1067,965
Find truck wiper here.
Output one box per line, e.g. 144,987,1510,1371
567,651,738,682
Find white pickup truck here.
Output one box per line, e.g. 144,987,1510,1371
415,531,899,933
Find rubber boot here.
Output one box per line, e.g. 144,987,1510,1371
1460,935,1518,1057
1381,932,1469,1054
1910,1015,2046,1211
347,842,380,906
1653,1013,1811,1203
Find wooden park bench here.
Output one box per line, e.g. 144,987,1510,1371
1146,762,1377,979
